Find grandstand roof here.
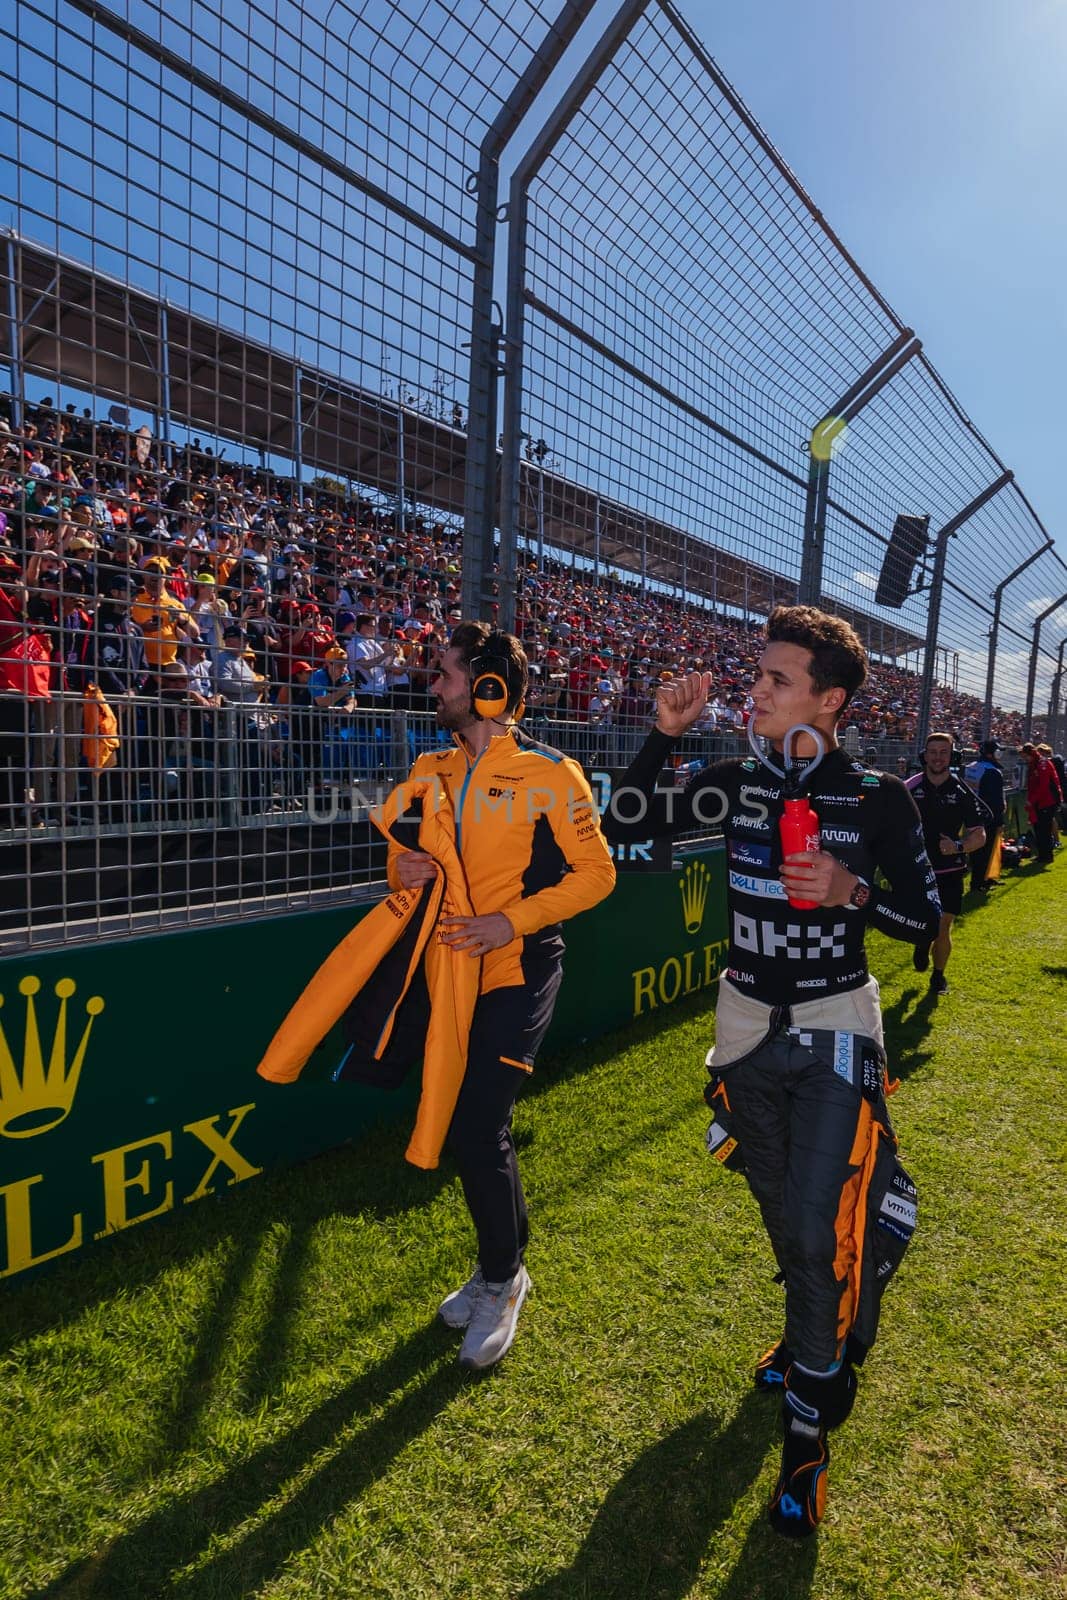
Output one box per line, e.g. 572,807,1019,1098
7,233,922,658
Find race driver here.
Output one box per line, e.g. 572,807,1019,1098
605,605,941,1537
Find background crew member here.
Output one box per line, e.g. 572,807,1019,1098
391,622,615,1370
907,732,991,994
964,738,1006,891
1020,741,1063,863
605,605,940,1538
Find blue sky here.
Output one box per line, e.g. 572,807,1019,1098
681,0,1067,536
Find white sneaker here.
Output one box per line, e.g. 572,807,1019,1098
458,1265,531,1371
438,1267,484,1330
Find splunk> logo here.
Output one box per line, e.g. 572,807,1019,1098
679,860,711,935
0,977,105,1140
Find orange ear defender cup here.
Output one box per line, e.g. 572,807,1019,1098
472,672,509,719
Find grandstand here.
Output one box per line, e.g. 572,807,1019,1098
8,232,926,653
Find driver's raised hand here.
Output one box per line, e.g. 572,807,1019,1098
654,670,715,739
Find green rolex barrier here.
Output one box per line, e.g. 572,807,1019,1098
0,847,726,1283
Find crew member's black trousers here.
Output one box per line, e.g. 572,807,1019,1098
1034,805,1057,864
446,960,562,1283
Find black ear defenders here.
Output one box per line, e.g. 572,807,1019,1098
470,638,524,721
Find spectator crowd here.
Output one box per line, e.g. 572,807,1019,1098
0,394,1045,832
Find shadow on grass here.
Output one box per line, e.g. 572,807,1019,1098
517,1391,815,1600
33,1320,464,1600
147,1220,268,1471
1,990,714,1359
0,1114,449,1358
880,986,937,1084
1041,965,1067,979
145,1205,340,1470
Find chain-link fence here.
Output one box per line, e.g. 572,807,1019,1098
0,0,1060,951
500,0,1067,749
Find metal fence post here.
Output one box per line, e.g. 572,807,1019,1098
981,537,1053,740
460,0,600,626
593,493,601,582
498,0,653,631
1024,590,1067,738
396,391,406,527
797,330,919,605
5,231,24,432
915,471,1013,750
1048,638,1066,748
158,301,172,468
292,360,304,505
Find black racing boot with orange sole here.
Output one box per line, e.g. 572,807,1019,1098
767,1362,858,1538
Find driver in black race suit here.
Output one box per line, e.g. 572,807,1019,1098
607,606,940,1539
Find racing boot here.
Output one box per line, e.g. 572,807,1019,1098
753,1337,794,1392
768,1362,858,1539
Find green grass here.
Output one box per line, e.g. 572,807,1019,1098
2,858,1066,1599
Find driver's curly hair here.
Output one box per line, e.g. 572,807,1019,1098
766,606,868,709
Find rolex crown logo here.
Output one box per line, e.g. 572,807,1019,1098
0,976,104,1139
679,860,711,935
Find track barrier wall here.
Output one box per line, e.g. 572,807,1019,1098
0,845,727,1282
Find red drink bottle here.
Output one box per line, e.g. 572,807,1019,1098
780,797,820,909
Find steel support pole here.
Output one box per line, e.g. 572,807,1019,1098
1048,638,1066,748
5,234,23,433
798,329,920,606
460,0,600,626
1024,591,1067,738
593,494,601,583
292,361,304,507
915,471,1013,751
158,302,172,469
498,0,652,631
536,463,545,569
396,393,406,530
982,538,1053,740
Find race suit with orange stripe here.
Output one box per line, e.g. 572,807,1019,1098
609,733,940,1369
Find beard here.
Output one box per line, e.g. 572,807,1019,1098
435,697,475,733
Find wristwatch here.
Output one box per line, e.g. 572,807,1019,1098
846,876,871,911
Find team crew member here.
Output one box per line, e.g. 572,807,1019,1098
907,733,991,995
1021,741,1063,864
964,739,1006,891
606,606,940,1538
392,622,615,1370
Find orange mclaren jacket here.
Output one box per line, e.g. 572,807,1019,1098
257,773,481,1169
387,724,616,995
257,730,615,1168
